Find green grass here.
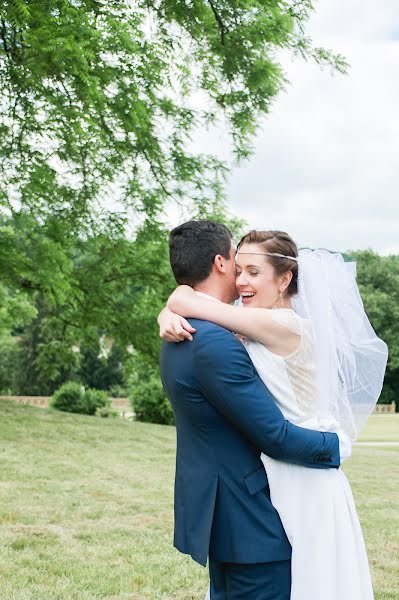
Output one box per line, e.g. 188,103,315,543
359,414,399,442
0,400,398,600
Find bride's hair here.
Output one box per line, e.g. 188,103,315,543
237,230,299,296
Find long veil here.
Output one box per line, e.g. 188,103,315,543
291,249,388,440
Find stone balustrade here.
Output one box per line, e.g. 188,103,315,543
373,401,396,414
0,395,132,415
0,396,396,416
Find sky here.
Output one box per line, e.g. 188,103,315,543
186,0,399,254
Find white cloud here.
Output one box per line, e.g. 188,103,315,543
222,1,399,254
165,1,399,255
309,0,399,42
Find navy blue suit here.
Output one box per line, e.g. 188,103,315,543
160,319,340,598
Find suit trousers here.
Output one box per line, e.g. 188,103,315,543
209,558,291,600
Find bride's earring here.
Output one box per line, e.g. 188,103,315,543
273,290,284,310
279,291,284,309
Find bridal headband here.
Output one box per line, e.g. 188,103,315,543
236,251,299,262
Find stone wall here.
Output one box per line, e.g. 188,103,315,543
0,395,131,414
0,396,396,415
373,401,396,414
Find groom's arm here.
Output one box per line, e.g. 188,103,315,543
193,323,340,469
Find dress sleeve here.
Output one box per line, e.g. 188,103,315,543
271,309,303,336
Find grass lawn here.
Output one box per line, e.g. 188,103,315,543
359,414,399,442
0,400,398,600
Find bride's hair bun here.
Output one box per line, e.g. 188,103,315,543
237,230,299,296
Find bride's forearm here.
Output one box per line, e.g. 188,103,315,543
157,307,170,325
168,286,261,337
167,287,300,355
167,285,202,318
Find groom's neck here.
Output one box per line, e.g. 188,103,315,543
193,281,228,304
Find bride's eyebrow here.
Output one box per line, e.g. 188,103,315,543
235,261,260,269
235,258,262,269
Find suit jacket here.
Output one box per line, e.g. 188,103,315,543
160,319,340,567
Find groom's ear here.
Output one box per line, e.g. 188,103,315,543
214,254,227,273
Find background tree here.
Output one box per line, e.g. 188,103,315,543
1,1,346,232
0,1,347,376
350,250,399,406
0,214,176,394
0,210,245,410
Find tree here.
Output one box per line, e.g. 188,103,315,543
78,337,125,392
0,334,20,393
0,208,244,396
0,1,349,403
351,250,399,407
3,215,174,394
0,0,346,233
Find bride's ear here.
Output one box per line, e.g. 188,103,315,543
280,270,293,293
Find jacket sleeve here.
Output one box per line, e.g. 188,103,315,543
193,324,340,469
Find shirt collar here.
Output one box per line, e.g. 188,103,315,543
194,291,221,302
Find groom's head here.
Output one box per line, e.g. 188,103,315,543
169,220,238,301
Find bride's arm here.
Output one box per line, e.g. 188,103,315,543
167,286,300,357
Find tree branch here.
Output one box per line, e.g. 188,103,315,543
207,1,228,45
0,18,9,55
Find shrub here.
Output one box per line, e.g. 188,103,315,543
108,384,128,398
51,382,85,413
96,406,119,418
0,334,20,394
130,375,174,425
83,388,109,415
51,383,110,416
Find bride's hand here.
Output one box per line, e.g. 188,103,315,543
158,307,197,342
234,333,247,343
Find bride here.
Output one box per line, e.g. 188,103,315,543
159,229,388,600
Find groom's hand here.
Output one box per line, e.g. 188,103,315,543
158,307,196,342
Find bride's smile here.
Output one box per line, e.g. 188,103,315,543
236,242,294,310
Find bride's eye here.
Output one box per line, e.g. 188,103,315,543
249,271,258,276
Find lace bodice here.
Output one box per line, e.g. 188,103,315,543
245,309,317,423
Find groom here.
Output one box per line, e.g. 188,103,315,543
160,220,342,600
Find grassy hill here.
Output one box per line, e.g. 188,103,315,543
0,400,397,599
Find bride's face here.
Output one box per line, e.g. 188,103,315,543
235,243,283,309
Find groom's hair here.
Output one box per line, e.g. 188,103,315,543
169,220,233,286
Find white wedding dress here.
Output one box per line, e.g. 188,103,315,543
205,308,374,600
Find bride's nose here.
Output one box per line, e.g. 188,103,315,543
236,272,248,286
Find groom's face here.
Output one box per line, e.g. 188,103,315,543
220,243,240,303
215,244,239,303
